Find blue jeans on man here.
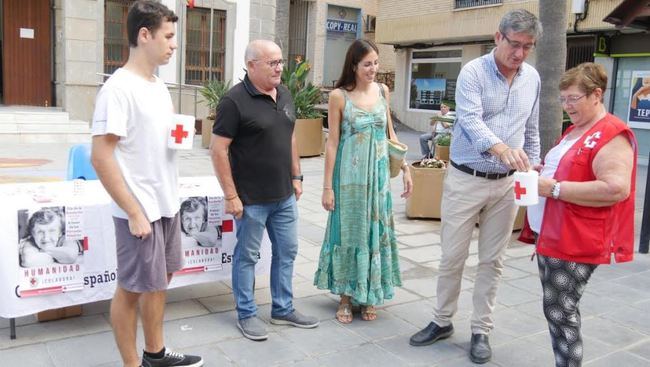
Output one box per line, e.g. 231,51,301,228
232,194,298,320
420,132,434,158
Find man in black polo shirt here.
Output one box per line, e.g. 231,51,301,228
211,39,319,341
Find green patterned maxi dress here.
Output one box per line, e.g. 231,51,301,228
313,86,401,306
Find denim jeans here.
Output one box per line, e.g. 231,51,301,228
419,132,433,157
232,194,298,320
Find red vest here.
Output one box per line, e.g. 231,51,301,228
536,114,637,264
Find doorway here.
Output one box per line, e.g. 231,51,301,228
2,0,52,106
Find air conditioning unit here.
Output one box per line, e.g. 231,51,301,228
365,15,376,33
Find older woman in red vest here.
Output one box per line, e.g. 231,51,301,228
526,62,637,367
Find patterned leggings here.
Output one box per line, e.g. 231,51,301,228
537,254,598,367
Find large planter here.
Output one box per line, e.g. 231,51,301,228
406,162,446,219
435,144,449,161
202,117,215,149
295,118,323,157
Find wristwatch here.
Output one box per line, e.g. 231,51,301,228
292,175,304,182
551,182,561,200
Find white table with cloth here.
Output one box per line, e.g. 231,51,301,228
0,176,271,319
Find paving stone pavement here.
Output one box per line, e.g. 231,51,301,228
0,133,649,366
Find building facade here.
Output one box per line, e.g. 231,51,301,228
376,0,650,160
1,0,395,131
281,0,394,89
1,0,255,123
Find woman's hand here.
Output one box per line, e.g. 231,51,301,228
401,166,413,198
538,177,556,198
322,188,335,211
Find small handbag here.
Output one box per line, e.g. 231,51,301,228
379,84,408,178
387,138,408,178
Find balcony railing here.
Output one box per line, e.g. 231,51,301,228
455,0,502,9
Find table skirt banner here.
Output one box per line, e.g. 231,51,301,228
0,177,271,318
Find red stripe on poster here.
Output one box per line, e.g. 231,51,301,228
20,285,64,297
175,266,204,275
222,219,233,232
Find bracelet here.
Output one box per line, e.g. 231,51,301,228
499,148,511,158
323,187,333,190
225,194,239,201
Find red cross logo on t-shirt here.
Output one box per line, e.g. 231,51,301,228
514,181,527,199
171,124,189,144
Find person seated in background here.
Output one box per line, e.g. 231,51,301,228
19,208,82,267
419,102,454,158
180,197,221,248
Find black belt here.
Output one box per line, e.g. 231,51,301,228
450,160,515,180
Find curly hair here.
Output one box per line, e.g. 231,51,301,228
559,62,608,97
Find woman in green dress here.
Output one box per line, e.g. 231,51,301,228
314,39,413,323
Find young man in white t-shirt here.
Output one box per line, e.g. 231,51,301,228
91,1,202,366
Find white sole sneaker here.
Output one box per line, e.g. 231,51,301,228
270,317,320,328
237,320,269,341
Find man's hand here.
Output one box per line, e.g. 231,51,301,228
499,147,530,172
226,197,244,219
128,211,152,239
293,180,303,201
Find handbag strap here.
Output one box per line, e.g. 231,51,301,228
378,83,392,140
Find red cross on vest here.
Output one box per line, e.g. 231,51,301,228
171,124,189,144
514,181,527,200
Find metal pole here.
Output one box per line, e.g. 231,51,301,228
10,318,16,339
177,2,184,113
639,154,650,253
208,8,214,81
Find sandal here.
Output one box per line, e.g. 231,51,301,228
361,305,377,321
336,302,353,324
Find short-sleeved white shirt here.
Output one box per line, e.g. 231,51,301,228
91,68,179,222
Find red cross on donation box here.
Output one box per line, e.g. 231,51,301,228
171,124,189,143
514,180,527,200
513,170,539,206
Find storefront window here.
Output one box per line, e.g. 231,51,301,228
408,49,462,111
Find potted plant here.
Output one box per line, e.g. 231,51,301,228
199,79,231,148
281,57,324,157
434,133,451,162
406,158,447,219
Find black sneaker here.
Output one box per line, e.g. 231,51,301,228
142,349,203,367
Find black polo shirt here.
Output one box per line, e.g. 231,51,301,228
213,74,296,205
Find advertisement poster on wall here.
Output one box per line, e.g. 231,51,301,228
628,70,650,129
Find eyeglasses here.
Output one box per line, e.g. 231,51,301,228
558,94,586,105
501,33,536,52
254,59,286,68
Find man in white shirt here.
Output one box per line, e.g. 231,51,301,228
91,1,202,366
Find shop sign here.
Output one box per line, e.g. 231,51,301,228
326,19,358,33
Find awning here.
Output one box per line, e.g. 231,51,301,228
603,0,650,30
